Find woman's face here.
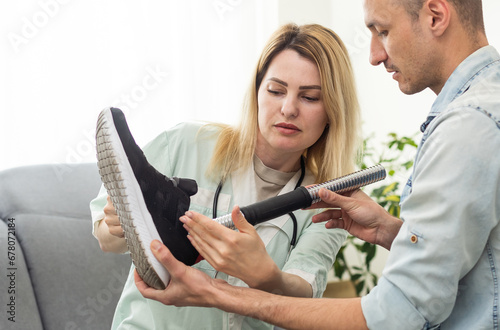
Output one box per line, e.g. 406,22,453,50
256,49,328,170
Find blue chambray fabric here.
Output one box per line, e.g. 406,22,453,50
362,46,500,329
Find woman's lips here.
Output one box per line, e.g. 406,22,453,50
274,122,301,134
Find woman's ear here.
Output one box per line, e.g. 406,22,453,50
423,0,451,37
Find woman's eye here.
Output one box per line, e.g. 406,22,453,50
303,95,319,102
267,89,282,95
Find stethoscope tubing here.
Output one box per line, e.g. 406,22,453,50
212,157,306,249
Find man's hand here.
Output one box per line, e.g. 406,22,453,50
310,189,401,250
134,240,225,307
135,240,368,330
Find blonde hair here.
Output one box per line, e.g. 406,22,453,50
206,23,361,184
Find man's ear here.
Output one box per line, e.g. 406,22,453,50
422,0,451,37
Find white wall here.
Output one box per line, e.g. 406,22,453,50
1,1,276,169
1,1,499,171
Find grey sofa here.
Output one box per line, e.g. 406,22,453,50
0,163,131,330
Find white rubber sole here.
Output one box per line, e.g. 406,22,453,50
96,108,169,289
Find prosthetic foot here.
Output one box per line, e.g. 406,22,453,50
95,107,199,290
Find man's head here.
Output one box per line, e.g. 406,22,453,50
401,0,485,36
364,0,488,95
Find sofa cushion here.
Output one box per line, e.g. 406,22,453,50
0,163,131,330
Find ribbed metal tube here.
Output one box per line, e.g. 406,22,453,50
215,213,237,230
307,164,386,204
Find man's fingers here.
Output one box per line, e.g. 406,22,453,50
134,242,180,301
317,189,359,211
150,240,181,275
134,269,151,291
312,208,342,223
325,219,345,229
134,269,162,300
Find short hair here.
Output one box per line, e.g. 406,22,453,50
207,23,362,183
400,0,485,35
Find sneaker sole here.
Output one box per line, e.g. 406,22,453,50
96,108,169,290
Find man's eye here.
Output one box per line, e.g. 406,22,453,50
378,30,388,37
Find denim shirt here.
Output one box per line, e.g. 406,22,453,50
362,45,500,329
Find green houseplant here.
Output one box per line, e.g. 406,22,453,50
332,132,418,296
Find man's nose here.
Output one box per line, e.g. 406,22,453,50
369,37,388,66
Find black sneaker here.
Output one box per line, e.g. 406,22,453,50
95,107,199,290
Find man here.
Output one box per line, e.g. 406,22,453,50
135,0,500,328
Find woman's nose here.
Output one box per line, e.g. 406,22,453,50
280,96,299,118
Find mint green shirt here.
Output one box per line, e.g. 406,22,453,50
90,122,347,330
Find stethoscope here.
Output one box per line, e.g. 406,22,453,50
212,156,306,253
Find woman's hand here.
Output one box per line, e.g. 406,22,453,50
103,195,124,238
95,196,128,253
180,206,281,290
181,207,312,297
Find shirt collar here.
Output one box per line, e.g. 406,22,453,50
429,45,500,117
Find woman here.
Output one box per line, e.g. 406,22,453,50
90,23,361,329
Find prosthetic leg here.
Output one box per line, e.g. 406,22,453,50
95,107,386,290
